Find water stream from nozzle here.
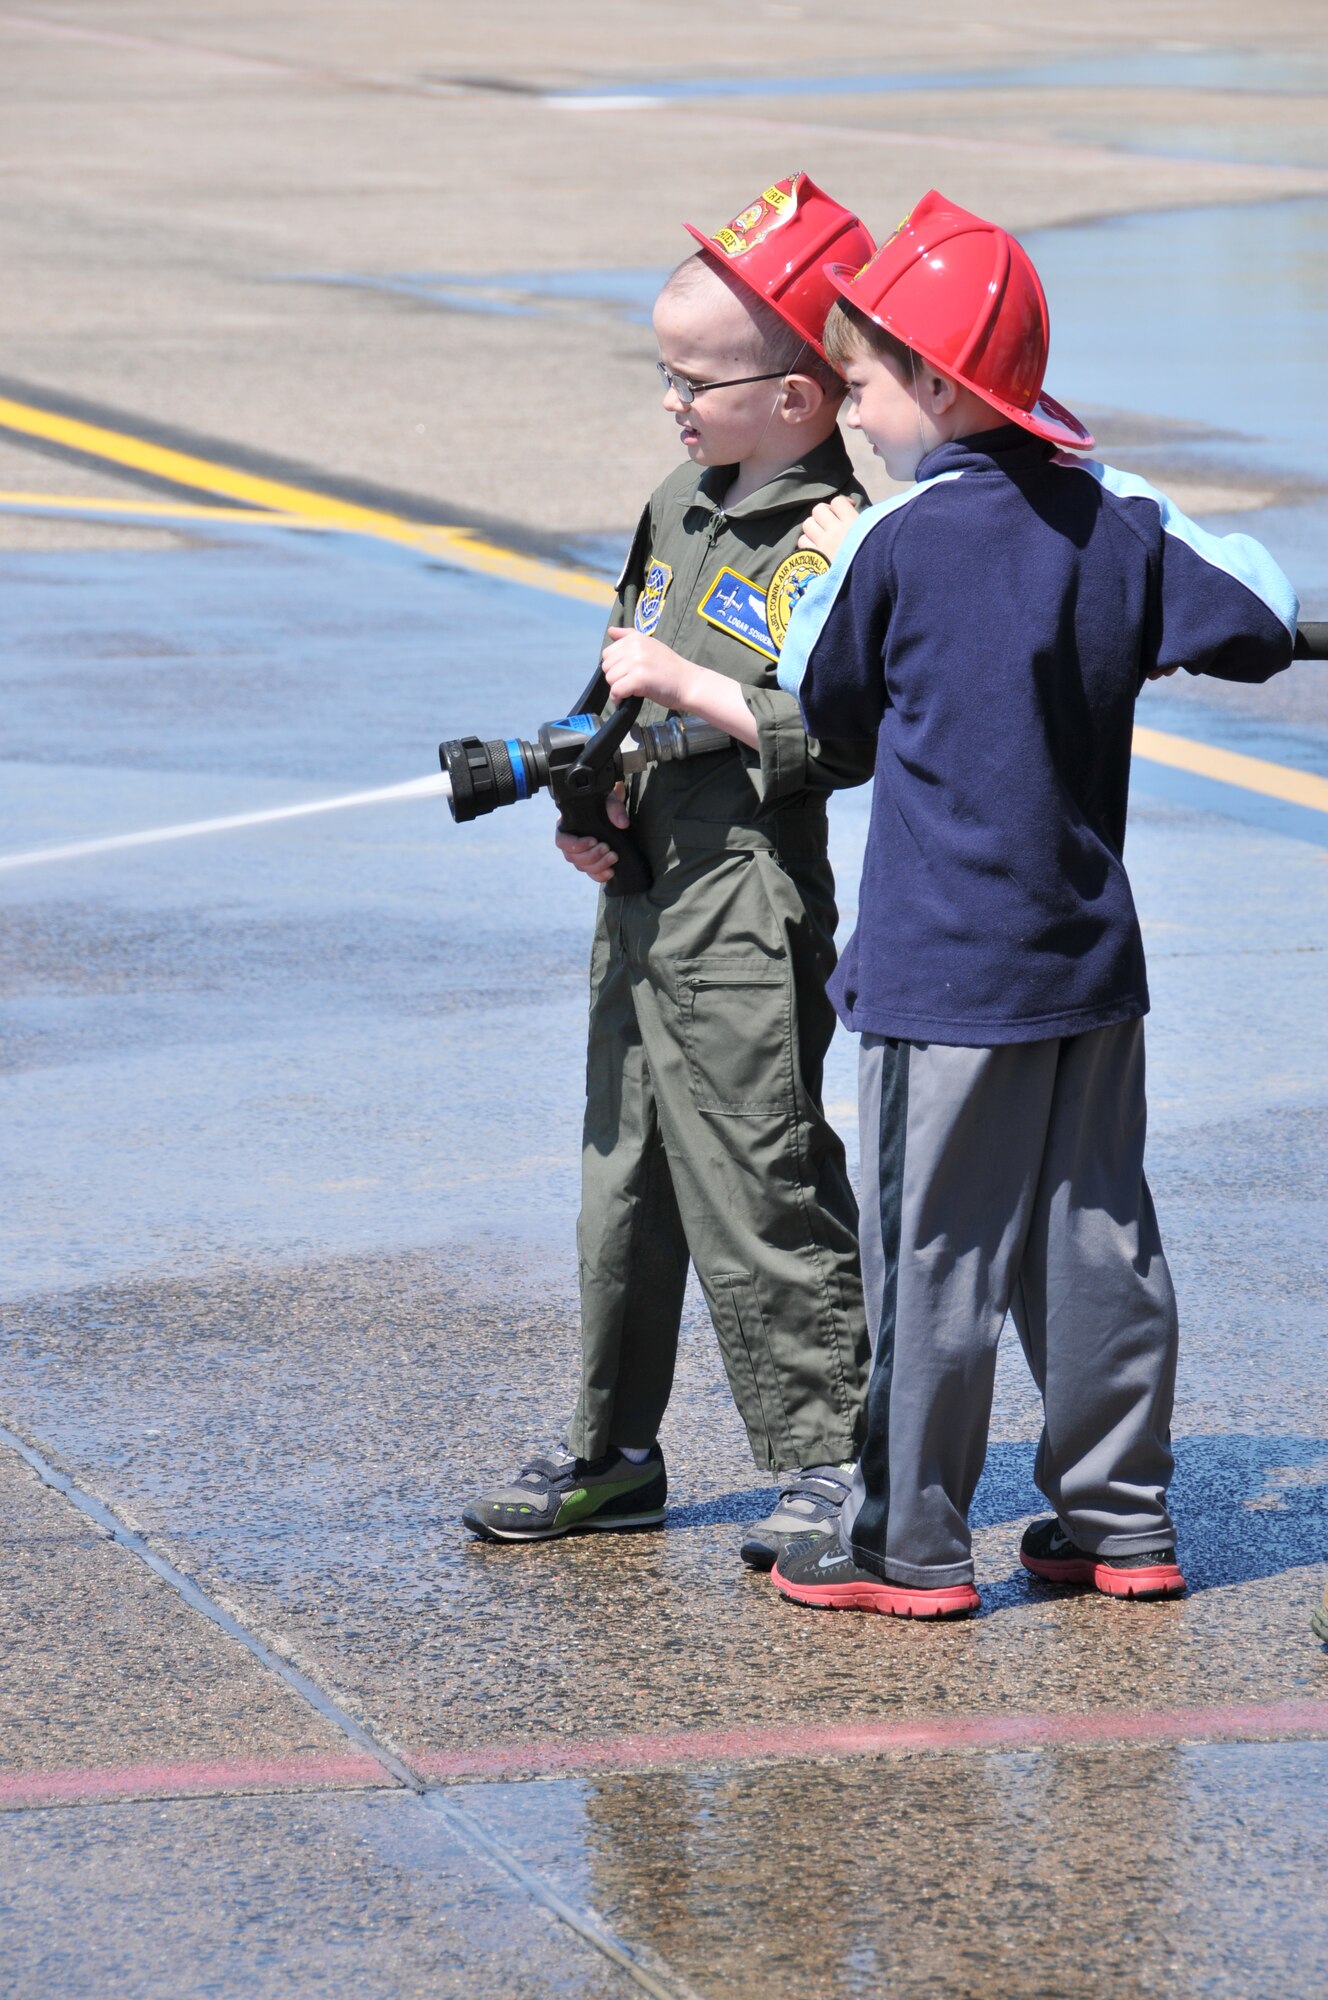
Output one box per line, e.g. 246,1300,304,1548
0,773,451,874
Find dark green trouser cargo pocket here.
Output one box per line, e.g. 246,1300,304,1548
677,960,795,1117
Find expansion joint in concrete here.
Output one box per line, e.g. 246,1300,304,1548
0,1421,696,2000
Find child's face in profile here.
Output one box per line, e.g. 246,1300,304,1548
839,346,933,482
652,283,788,471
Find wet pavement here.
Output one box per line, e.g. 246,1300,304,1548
3,6,1328,1997
3,509,1326,1996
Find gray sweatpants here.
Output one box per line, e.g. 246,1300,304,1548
841,1020,1179,1588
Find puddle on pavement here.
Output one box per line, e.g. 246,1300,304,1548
299,199,1328,489
544,49,1328,103
1024,199,1328,487
450,1742,1328,1999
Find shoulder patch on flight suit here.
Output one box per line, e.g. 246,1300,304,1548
696,567,776,661
634,559,673,634
766,549,830,650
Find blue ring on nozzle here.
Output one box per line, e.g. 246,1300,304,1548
505,741,529,800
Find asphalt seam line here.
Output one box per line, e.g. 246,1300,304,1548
0,1423,693,2000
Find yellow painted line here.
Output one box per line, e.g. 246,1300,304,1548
4,395,1322,819
1133,723,1328,817
0,491,328,526
0,396,613,607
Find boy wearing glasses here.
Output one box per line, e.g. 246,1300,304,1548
463,177,877,1567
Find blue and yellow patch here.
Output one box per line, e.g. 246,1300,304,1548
634,558,673,635
766,549,830,649
696,568,776,660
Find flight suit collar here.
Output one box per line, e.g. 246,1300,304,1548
682,430,858,521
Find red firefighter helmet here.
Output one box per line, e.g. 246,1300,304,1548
825,188,1094,451
684,173,875,363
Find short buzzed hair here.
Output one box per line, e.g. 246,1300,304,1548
664,253,845,397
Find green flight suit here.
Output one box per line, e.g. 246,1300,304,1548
567,429,875,1474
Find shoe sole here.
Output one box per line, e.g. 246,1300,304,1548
462,1507,666,1543
1020,1552,1186,1599
771,1563,978,1619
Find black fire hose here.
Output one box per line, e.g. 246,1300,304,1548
439,620,1328,892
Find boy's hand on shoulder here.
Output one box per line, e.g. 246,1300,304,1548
798,494,859,563
602,629,701,713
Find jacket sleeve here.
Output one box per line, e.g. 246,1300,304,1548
775,523,894,741
741,684,876,798
606,498,654,640
1077,463,1299,685
1151,508,1298,683
569,500,653,720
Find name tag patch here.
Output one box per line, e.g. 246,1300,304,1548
635,558,673,635
696,567,776,660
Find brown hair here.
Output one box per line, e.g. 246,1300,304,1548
823,298,922,380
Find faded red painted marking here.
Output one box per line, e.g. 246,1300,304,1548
413,1700,1328,1783
0,1752,390,1810
7,1702,1326,1810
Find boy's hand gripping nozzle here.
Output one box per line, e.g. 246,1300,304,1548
438,666,729,897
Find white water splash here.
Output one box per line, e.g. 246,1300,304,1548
0,773,452,874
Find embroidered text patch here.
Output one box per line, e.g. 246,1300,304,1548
696,568,775,660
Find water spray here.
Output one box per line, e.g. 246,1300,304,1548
0,776,450,875
1,625,1322,880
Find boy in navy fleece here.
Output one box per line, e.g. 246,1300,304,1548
767,190,1300,1619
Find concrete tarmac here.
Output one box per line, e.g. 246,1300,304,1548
2,7,1327,1998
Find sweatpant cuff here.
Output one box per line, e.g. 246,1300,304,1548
844,1535,975,1590
1076,1527,1177,1559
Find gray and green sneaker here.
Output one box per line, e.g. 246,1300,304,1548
739,1463,854,1572
462,1445,667,1542
1313,1582,1328,1645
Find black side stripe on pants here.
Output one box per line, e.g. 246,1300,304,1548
850,1038,910,1575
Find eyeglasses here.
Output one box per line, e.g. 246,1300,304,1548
655,361,787,407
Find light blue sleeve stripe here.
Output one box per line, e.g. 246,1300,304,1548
1053,453,1300,636
775,470,966,698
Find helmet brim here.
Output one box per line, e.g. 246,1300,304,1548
823,261,1095,454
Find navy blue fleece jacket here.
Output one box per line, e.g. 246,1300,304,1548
777,426,1298,1045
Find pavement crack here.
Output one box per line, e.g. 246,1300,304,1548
0,1420,696,1999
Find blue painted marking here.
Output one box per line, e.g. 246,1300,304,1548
1130,756,1328,852
546,51,1328,103
548,715,599,736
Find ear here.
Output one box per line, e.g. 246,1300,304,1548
926,371,960,417
780,372,827,424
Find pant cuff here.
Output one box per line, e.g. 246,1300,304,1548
773,1437,859,1476
844,1535,975,1589
1076,1527,1177,1559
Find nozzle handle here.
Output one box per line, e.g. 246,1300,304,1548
556,789,653,895
1295,621,1328,661
557,695,653,895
